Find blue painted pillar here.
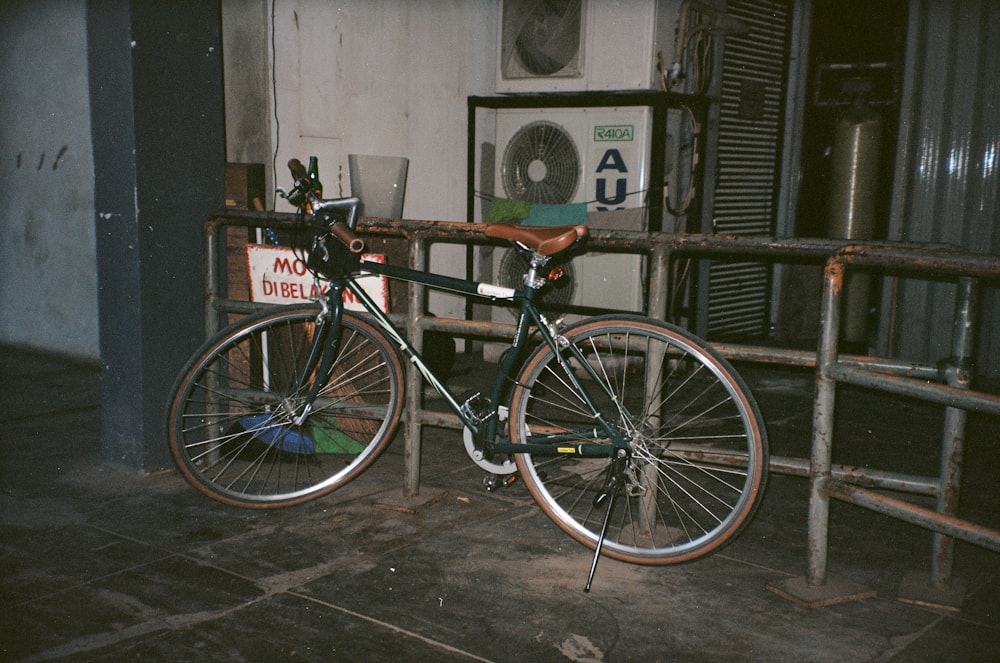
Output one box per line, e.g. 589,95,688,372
87,1,225,471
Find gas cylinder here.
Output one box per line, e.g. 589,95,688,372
827,103,883,345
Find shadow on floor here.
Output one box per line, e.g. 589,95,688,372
1,346,998,661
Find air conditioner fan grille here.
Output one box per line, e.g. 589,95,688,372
501,120,580,204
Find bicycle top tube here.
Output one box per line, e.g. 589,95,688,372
358,259,520,304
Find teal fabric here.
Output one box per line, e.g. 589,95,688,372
522,202,588,227
484,197,531,224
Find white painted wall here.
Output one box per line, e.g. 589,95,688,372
223,0,273,167
0,0,497,358
0,1,98,359
270,0,498,317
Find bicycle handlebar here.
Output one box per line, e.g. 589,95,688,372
287,157,310,183
328,220,365,254
286,158,365,254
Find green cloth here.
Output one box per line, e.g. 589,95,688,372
484,197,531,224
523,202,588,227
308,420,366,454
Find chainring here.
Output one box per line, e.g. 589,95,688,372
462,405,516,474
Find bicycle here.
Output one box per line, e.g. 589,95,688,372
166,159,768,589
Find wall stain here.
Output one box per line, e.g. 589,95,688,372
53,145,68,171
14,148,70,172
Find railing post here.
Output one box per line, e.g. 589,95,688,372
768,253,877,607
205,220,221,339
404,234,427,497
648,245,671,322
807,258,844,587
932,277,979,584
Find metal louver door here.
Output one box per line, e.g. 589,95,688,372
699,0,792,340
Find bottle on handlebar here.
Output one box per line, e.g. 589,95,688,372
307,156,323,198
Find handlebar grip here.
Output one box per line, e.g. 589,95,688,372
288,158,309,182
329,222,365,254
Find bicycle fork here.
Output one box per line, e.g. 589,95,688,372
283,286,345,425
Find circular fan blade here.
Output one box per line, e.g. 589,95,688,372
502,121,580,204
514,0,583,76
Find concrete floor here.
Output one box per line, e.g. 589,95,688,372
2,345,999,662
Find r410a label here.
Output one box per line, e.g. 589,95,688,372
594,125,634,142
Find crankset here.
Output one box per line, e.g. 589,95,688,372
460,394,516,475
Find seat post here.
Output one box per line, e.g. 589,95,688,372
525,252,550,290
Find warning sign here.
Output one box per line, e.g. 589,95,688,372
245,244,388,311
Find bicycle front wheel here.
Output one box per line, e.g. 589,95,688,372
509,315,768,564
167,306,405,508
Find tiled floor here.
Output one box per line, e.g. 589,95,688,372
2,345,998,661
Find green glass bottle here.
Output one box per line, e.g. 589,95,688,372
307,156,323,197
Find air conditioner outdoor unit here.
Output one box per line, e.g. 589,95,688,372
496,0,677,93
490,107,652,315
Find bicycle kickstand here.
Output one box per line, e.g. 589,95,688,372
584,451,627,592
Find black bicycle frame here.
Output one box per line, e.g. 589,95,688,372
317,256,629,459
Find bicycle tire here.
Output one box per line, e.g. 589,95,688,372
167,305,405,508
508,315,768,564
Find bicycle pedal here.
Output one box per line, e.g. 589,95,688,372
482,473,518,492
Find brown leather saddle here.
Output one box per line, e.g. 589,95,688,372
483,223,589,257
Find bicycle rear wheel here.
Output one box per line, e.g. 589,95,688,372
167,306,404,508
509,315,767,564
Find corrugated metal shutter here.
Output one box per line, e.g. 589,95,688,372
879,0,1000,376
702,0,792,339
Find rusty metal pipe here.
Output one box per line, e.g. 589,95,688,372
404,235,428,497
827,363,1000,415
806,259,846,586
826,479,1000,553
931,278,979,585
204,222,221,338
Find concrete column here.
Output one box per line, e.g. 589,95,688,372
87,1,225,470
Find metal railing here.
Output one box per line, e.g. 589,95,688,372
205,209,1000,607
779,245,1000,608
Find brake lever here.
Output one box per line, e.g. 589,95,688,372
276,184,309,208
